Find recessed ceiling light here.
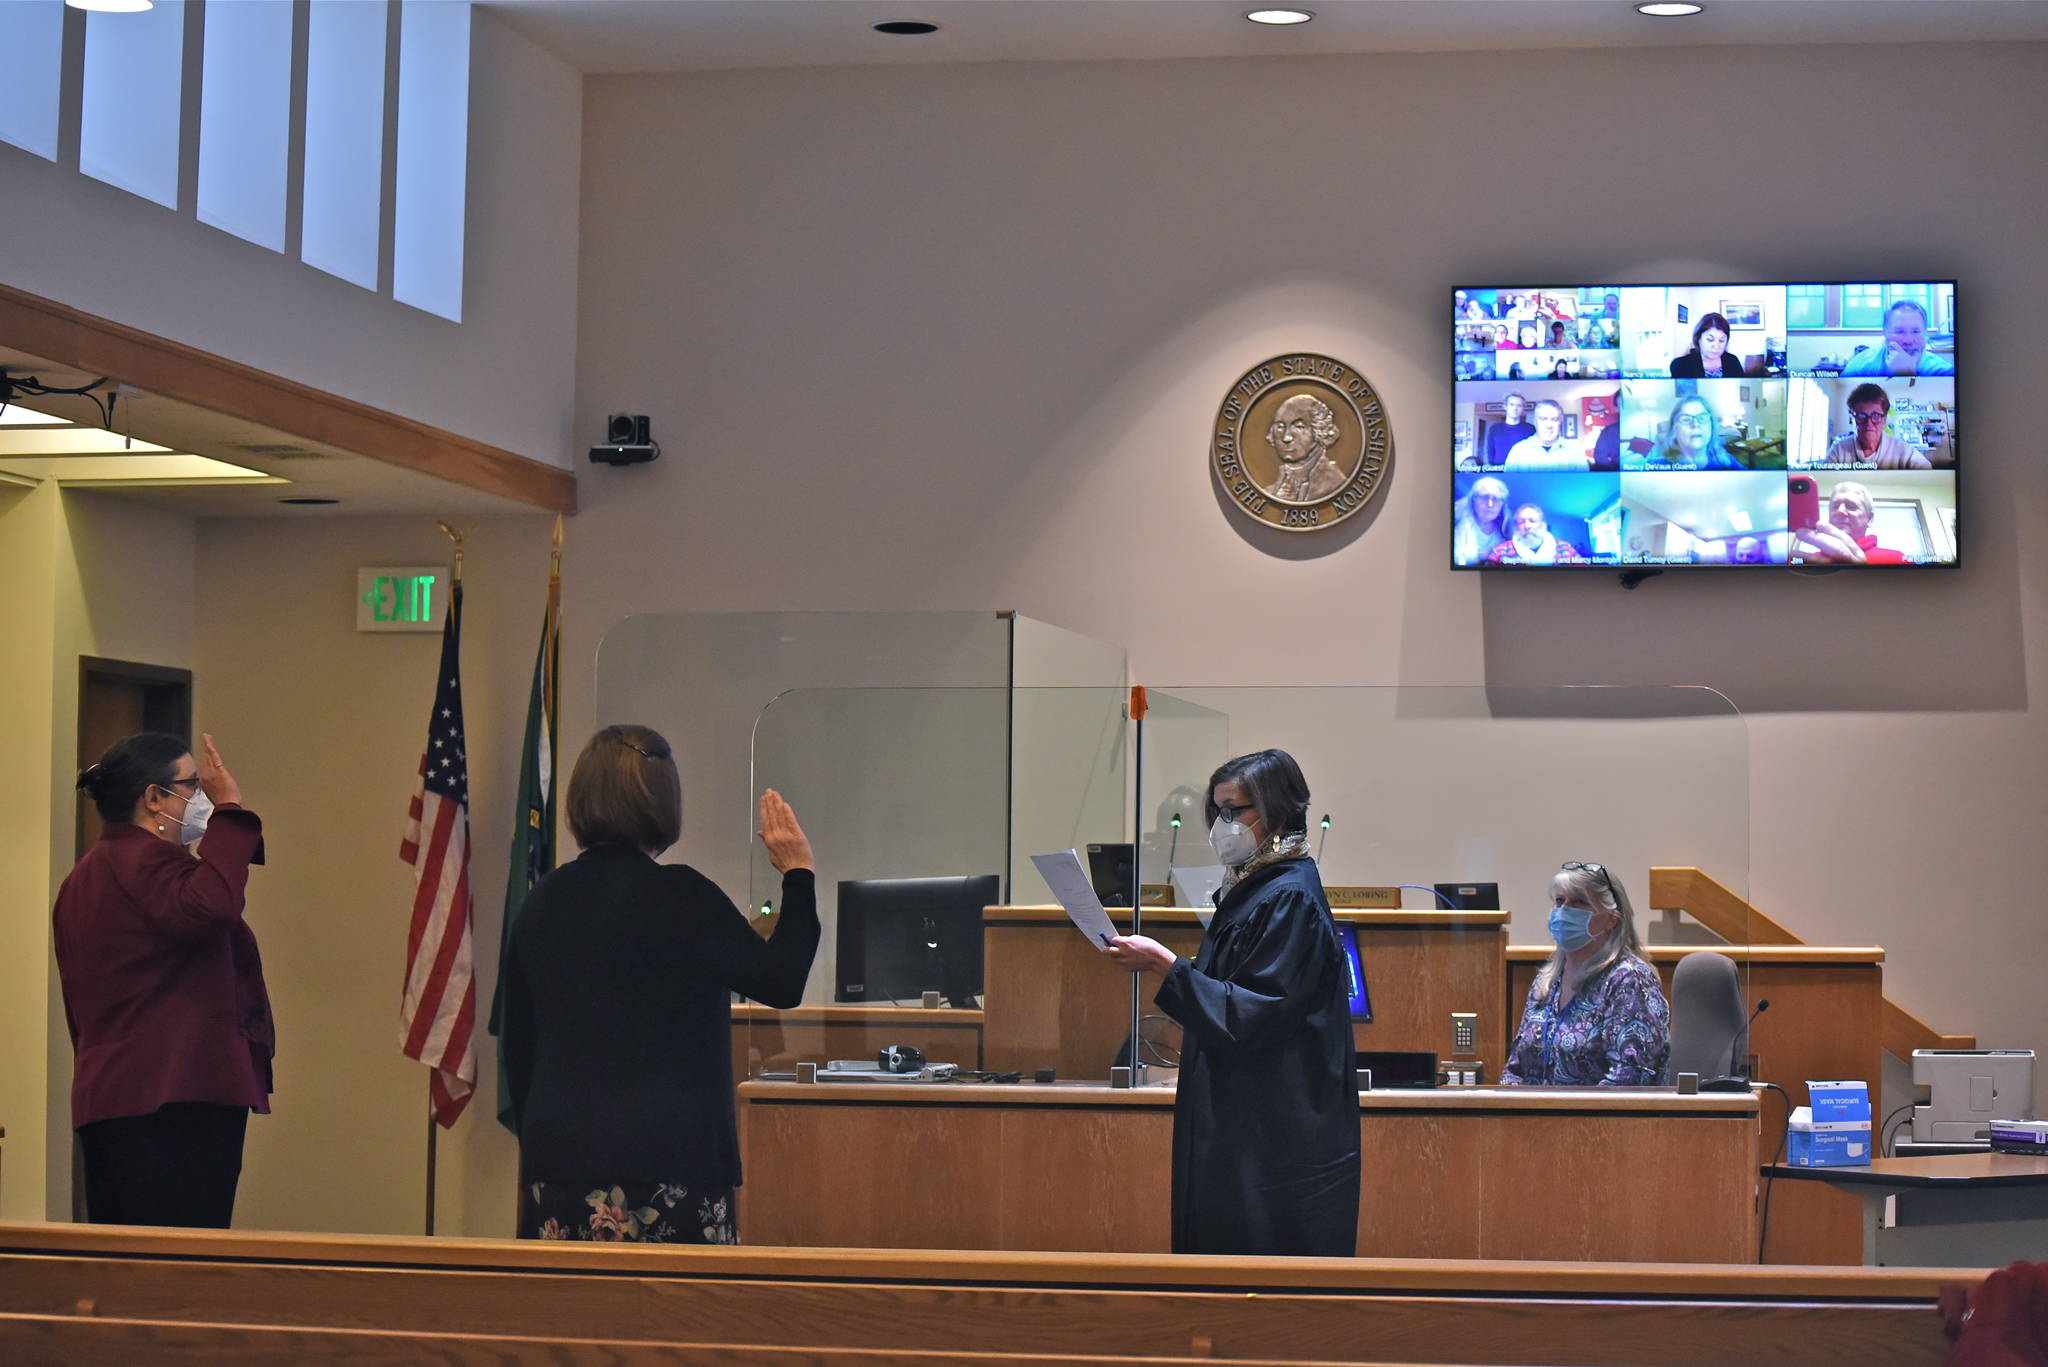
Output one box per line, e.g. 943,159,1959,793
1247,8,1315,23
65,0,155,11
1636,2,1703,15
873,19,938,36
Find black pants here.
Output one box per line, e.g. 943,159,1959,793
78,1102,248,1228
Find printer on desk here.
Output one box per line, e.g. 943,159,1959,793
1910,1048,2035,1144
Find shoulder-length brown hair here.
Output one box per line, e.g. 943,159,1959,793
567,724,682,854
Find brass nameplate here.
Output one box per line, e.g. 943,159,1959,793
1325,886,1403,909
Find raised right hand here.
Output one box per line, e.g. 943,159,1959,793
756,788,814,874
197,732,244,807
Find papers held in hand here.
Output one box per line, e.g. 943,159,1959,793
1029,849,1122,946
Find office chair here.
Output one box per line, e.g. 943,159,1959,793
1666,951,1748,1084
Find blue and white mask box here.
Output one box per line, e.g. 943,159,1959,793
1786,1081,1873,1167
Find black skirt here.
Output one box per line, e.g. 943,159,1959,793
518,1179,737,1244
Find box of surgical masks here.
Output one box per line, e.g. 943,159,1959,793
1786,1081,1873,1167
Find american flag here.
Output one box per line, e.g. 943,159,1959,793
399,581,477,1127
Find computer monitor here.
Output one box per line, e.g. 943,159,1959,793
1335,922,1372,1021
1433,881,1499,910
1356,1049,1437,1088
1085,843,1135,906
835,874,999,1007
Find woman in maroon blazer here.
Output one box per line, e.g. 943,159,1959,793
55,732,271,1227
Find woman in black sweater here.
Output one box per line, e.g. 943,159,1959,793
501,724,818,1243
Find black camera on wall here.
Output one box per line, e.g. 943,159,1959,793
589,413,660,466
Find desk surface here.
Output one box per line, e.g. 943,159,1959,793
989,905,1510,927
733,1004,983,1024
742,1080,1758,1114
1507,944,1887,964
1764,1153,2048,1188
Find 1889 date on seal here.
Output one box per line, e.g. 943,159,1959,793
1211,354,1393,532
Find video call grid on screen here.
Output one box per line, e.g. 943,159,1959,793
1449,282,1958,570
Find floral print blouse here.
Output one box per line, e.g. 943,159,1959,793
1500,954,1670,1086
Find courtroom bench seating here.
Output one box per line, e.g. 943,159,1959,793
0,1224,1965,1367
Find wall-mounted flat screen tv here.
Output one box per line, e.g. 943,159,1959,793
1451,282,1957,570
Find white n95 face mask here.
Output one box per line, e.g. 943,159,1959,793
1208,815,1259,867
167,785,215,846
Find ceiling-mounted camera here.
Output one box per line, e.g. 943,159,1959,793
589,413,660,466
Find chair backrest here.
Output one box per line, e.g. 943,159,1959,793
1667,951,1747,1082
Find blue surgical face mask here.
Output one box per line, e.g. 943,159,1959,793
1548,902,1597,953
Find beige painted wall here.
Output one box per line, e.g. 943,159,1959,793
190,514,552,1237
0,486,195,1219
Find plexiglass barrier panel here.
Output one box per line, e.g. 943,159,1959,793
743,686,1130,1085
1140,685,1749,1091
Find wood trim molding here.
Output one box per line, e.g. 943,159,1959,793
1648,867,1976,1055
1508,945,1887,965
1883,997,1978,1055
0,282,576,513
986,906,1510,927
0,1222,1972,1297
1647,868,1801,944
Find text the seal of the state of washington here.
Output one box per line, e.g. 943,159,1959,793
1211,354,1392,532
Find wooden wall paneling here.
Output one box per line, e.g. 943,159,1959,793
742,1099,1007,1249
1749,961,1882,1267
981,914,1201,1079
989,1105,1174,1252
1505,949,1882,1266
740,1085,1757,1264
1353,927,1507,1080
1361,1112,1754,1263
1358,1112,1483,1260
742,1094,1174,1252
986,912,1508,1083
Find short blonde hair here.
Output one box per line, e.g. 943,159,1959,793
567,724,682,854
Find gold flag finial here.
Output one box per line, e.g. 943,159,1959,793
436,521,473,585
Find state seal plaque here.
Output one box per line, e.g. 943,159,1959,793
1211,354,1392,532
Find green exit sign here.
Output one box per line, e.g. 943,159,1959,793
356,567,447,632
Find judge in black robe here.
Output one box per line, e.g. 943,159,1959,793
1103,750,1361,1257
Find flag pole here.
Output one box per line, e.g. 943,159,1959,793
422,521,468,1237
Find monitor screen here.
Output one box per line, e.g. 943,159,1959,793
1452,282,1957,570
835,874,999,1007
1336,922,1371,1021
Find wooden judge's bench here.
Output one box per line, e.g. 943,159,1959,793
733,905,1886,1266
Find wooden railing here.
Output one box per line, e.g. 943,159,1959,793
0,1223,1970,1367
1649,867,1976,1056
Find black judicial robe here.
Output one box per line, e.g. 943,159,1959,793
1154,857,1360,1256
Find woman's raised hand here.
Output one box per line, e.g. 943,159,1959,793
197,733,243,808
756,789,814,874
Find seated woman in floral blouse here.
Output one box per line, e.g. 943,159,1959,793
1500,861,1670,1086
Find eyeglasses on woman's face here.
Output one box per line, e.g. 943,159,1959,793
1212,802,1257,826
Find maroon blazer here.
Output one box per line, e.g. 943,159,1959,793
52,809,274,1128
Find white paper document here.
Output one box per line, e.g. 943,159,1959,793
1028,849,1121,946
